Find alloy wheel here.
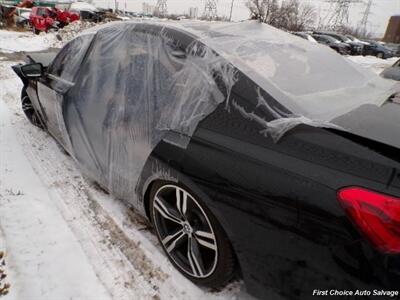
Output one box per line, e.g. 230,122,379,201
152,184,218,278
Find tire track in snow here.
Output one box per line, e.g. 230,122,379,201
13,116,160,300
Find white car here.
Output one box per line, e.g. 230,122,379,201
13,7,31,27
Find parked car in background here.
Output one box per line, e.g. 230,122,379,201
12,21,399,300
384,43,400,57
29,6,56,34
53,7,79,27
69,1,103,22
346,34,370,46
291,32,318,43
312,33,350,54
363,41,394,59
13,7,31,28
381,58,400,81
314,31,363,55
0,4,21,27
29,6,80,34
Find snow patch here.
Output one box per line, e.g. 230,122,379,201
0,94,112,300
346,55,399,75
0,30,57,53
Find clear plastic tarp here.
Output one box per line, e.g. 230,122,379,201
174,21,397,121
51,20,398,197
61,23,236,197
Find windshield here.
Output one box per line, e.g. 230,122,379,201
326,35,341,43
337,35,351,42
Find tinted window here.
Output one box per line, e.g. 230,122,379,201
48,34,94,82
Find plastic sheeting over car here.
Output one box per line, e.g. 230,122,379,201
172,21,398,121
62,23,237,198
57,20,398,197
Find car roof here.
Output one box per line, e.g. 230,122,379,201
312,33,338,41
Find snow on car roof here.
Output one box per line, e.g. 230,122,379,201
84,20,398,121
70,1,98,12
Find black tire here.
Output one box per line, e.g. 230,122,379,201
376,52,385,59
32,27,39,35
149,181,236,288
21,88,44,129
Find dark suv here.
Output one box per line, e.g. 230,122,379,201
363,41,395,59
314,31,363,55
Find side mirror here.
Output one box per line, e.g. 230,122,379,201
21,63,44,78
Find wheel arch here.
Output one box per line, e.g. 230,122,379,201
139,160,243,278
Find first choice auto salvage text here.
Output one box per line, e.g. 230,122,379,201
312,289,399,297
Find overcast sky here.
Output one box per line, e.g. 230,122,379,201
93,0,399,37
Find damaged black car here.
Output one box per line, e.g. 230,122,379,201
12,21,400,300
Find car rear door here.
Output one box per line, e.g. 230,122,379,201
37,34,94,150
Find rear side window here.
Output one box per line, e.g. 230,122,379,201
48,34,94,82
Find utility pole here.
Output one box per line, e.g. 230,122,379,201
203,0,218,20
156,0,168,17
325,0,362,30
229,0,234,22
358,0,372,37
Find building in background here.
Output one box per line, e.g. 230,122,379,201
189,7,198,19
383,15,400,43
142,2,154,15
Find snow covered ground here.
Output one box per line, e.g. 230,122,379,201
347,55,398,75
0,27,398,300
0,30,58,53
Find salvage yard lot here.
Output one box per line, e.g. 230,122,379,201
0,27,398,300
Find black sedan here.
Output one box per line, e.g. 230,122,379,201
12,21,400,300
363,41,395,59
314,31,364,55
311,33,351,55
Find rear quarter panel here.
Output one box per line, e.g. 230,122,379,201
146,99,400,299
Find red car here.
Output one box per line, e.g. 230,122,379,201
53,7,79,27
29,7,55,34
29,6,79,34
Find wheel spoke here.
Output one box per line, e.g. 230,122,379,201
187,236,205,277
22,102,33,111
163,229,186,253
154,196,183,224
194,230,217,251
154,185,218,278
176,188,188,218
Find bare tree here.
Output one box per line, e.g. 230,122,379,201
283,0,316,31
246,0,316,31
246,0,280,25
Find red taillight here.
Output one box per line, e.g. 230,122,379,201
337,187,400,254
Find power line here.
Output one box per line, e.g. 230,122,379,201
358,0,372,35
325,0,362,29
203,0,218,20
155,0,168,17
